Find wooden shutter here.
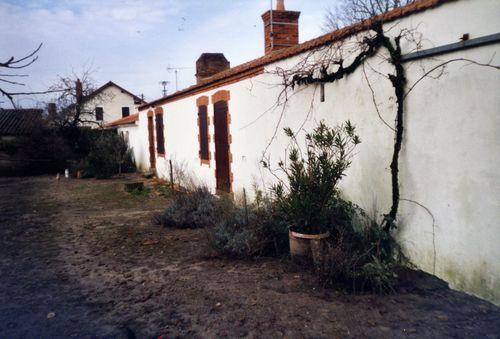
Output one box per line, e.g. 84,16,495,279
122,107,130,118
147,115,156,169
213,100,231,192
95,107,103,121
198,105,209,161
155,114,165,155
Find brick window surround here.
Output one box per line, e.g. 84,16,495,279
197,96,211,165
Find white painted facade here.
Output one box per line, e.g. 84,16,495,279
118,0,500,304
82,83,143,128
116,123,149,172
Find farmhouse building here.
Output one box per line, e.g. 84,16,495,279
107,0,500,304
82,81,146,128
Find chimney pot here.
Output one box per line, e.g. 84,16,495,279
277,0,285,11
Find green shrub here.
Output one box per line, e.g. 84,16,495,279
315,204,398,293
266,120,361,234
83,132,134,179
0,137,20,156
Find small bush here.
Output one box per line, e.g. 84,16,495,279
209,202,289,258
83,132,135,179
155,184,174,198
315,204,398,293
266,120,360,234
170,159,200,191
0,137,19,156
160,187,233,229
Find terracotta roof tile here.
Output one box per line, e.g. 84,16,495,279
105,113,139,128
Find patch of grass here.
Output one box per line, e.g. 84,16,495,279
74,183,155,209
126,186,151,197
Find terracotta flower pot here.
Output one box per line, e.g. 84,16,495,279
289,230,330,260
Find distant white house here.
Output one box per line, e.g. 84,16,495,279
107,0,500,304
83,81,146,128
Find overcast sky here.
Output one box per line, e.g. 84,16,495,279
1,0,337,107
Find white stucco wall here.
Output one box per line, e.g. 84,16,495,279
130,0,500,303
83,85,141,128
117,123,150,172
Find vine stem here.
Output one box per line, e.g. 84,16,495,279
274,22,408,233
380,32,407,230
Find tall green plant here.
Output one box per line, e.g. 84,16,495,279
266,121,360,234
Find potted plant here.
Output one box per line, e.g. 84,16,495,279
266,120,361,260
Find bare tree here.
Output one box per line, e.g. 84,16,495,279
48,68,112,129
0,44,57,108
323,0,415,31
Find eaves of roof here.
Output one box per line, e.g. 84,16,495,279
104,113,139,128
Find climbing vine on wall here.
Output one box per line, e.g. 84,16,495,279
267,20,499,238
272,21,406,233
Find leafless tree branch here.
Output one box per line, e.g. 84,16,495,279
0,43,48,108
405,56,500,98
323,0,415,31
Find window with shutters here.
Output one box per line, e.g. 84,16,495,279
95,107,104,121
122,107,130,118
198,105,210,162
155,113,165,155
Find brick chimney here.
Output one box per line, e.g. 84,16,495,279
47,102,57,120
262,0,301,55
196,53,230,84
75,78,83,104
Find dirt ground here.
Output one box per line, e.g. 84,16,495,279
0,176,498,338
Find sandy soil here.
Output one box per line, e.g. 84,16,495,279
0,175,498,338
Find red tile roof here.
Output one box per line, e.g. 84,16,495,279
139,0,455,111
105,113,139,128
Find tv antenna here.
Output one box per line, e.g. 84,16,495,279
159,80,169,97
166,65,193,92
